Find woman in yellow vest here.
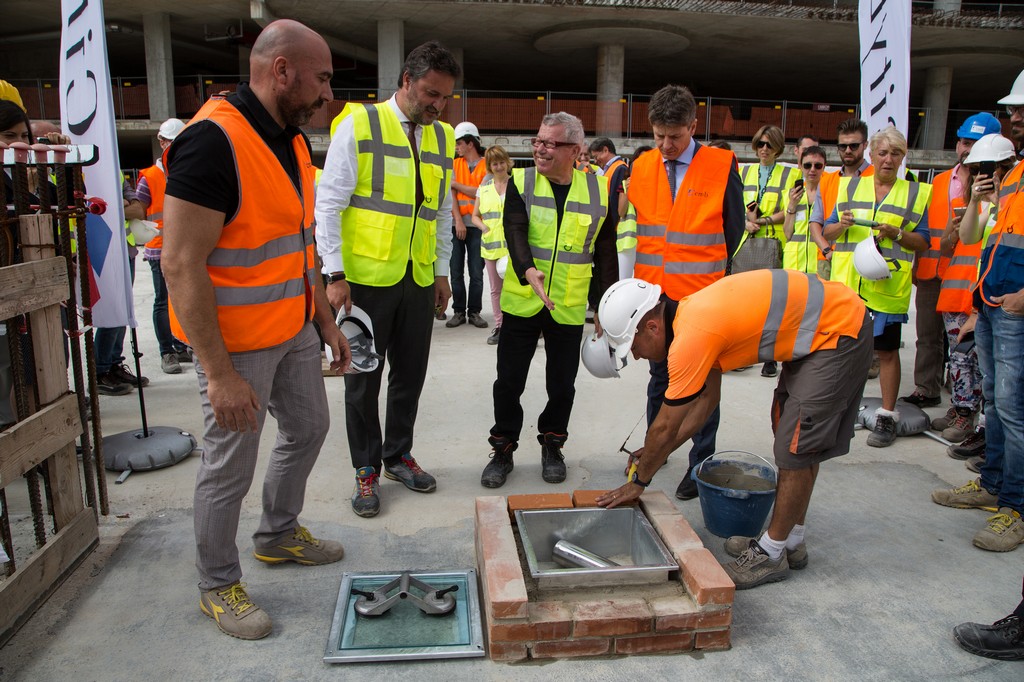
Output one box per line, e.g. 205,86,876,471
822,126,932,447
738,124,797,378
782,145,829,274
471,145,512,346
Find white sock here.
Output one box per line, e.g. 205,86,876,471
785,524,805,550
875,407,899,420
757,532,786,561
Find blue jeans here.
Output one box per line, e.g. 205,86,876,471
95,256,135,374
647,358,721,471
450,222,484,314
976,304,1024,513
148,259,186,356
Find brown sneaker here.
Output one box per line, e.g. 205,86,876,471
931,406,957,432
942,408,977,443
724,535,808,569
721,539,790,589
199,582,272,640
931,478,999,509
973,508,1024,552
253,526,344,566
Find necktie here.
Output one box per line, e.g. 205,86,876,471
406,121,424,209
667,160,678,201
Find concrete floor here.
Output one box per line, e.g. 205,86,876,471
1,269,1021,681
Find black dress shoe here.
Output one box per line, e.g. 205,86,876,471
901,391,941,407
675,468,699,500
953,615,1024,661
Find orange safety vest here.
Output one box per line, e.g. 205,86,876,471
453,156,488,217
917,168,954,281
602,157,627,190
936,196,984,315
168,96,317,353
138,164,166,249
629,145,735,300
974,160,1024,306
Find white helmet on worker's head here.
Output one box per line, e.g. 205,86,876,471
963,133,1016,165
453,121,481,141
581,332,626,379
854,236,892,281
158,118,185,141
336,305,383,373
597,278,663,360
998,68,1024,106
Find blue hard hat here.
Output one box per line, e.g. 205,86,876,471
956,112,1002,140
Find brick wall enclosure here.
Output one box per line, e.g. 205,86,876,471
475,491,735,662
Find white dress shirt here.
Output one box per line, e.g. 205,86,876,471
314,95,453,277
664,136,697,197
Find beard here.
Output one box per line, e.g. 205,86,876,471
279,95,325,128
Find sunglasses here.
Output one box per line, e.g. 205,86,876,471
837,142,864,151
802,162,825,170
1007,105,1024,117
755,140,773,149
531,137,576,150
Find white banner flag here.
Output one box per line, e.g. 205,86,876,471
59,0,136,328
859,0,912,141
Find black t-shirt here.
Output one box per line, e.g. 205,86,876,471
164,83,311,221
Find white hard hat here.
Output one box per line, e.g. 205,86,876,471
853,237,891,281
158,118,185,141
127,219,159,244
998,68,1024,106
495,255,508,280
336,305,382,373
581,332,625,379
963,133,1016,165
597,278,663,360
453,121,480,140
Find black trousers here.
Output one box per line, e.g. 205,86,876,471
491,308,584,444
345,265,434,469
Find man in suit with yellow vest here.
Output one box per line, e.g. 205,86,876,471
627,84,745,501
596,272,873,589
162,20,351,640
136,117,192,375
479,112,618,488
904,113,1002,410
315,41,460,517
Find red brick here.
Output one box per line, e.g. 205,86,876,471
507,493,573,513
488,602,573,642
648,513,704,558
475,496,528,619
679,548,736,607
572,599,653,637
649,595,701,632
639,490,679,517
532,638,611,659
615,632,695,655
488,641,529,662
695,628,732,651
572,489,617,508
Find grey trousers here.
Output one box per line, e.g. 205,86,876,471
913,278,945,398
192,323,329,590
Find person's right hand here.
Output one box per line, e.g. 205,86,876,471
972,174,996,202
789,185,804,205
327,279,352,314
207,370,260,433
839,210,855,230
525,267,555,310
455,221,467,240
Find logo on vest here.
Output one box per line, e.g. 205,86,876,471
687,188,709,198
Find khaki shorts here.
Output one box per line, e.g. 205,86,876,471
771,313,873,470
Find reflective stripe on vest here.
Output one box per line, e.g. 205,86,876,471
500,167,608,325
454,155,487,216
739,163,797,249
337,102,454,287
168,97,316,353
477,177,508,260
782,191,818,274
757,269,826,363
917,168,953,280
617,200,638,252
139,164,167,249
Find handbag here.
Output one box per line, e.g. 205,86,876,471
731,227,783,273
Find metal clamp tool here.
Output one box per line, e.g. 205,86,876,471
352,572,459,617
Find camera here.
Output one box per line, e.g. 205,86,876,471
794,178,804,190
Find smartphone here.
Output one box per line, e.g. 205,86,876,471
953,206,967,219
794,178,804,190
745,200,761,217
978,160,996,178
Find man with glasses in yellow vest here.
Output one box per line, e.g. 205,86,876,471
479,112,618,488
316,41,460,517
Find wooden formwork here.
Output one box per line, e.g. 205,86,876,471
0,214,98,644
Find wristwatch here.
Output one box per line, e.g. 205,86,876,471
822,246,833,256
326,272,347,284
630,471,651,488
895,228,904,241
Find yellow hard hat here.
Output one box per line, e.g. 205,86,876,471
0,80,26,111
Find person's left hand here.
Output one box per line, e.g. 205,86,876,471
992,290,1024,316
525,267,555,310
434,276,452,313
455,221,467,240
745,220,760,234
958,312,977,341
593,311,602,337
596,482,644,509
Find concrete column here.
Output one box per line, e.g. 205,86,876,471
377,19,404,100
448,47,466,123
922,66,953,150
143,13,175,123
596,44,625,137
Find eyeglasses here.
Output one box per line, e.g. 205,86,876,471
755,140,773,149
837,142,864,151
1008,105,1024,117
530,137,576,150
802,162,825,170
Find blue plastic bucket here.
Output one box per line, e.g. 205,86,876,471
692,451,778,538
